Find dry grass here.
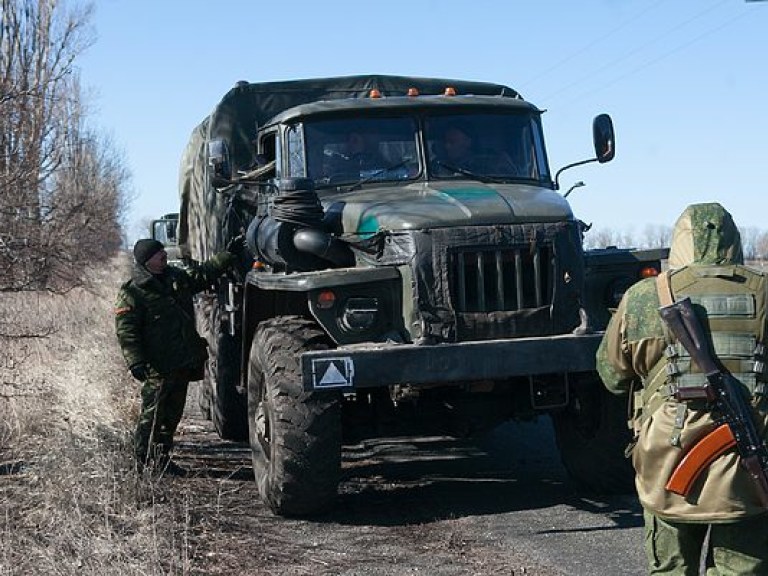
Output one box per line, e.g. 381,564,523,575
0,255,191,575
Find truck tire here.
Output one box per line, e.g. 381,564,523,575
197,378,211,420
208,305,248,441
196,299,213,419
247,316,341,516
551,373,635,494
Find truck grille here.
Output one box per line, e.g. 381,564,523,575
450,245,555,313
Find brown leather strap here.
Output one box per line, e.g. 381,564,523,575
656,270,674,307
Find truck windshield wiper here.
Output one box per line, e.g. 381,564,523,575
344,159,411,193
432,160,506,184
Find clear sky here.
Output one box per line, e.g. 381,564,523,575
78,0,768,242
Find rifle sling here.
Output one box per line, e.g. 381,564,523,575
656,270,674,308
633,273,678,427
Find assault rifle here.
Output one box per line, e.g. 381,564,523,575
658,297,768,507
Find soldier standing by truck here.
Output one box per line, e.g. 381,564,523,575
596,203,768,574
115,236,244,475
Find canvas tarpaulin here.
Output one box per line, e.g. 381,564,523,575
178,75,520,261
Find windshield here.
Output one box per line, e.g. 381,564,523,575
425,113,549,182
300,117,419,188
291,111,550,189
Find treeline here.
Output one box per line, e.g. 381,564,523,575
0,0,130,292
584,224,768,261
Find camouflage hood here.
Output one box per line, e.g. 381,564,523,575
667,202,743,269
323,181,572,236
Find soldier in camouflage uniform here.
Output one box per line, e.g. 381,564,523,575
115,237,243,474
597,203,768,574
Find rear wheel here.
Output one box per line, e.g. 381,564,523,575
551,372,635,494
247,316,341,516
196,298,212,419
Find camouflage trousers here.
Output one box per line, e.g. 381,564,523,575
644,510,768,575
134,373,189,465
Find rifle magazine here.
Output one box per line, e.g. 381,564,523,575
665,423,736,497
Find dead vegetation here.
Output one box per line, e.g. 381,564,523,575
0,257,192,575
0,255,563,576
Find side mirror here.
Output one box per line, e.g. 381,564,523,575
593,114,615,164
207,139,232,186
150,219,174,244
165,220,178,243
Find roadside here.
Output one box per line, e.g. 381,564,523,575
0,254,645,575
167,383,650,576
170,385,571,576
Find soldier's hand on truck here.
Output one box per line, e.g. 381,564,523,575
226,234,246,257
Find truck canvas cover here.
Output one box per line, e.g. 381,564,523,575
178,75,520,260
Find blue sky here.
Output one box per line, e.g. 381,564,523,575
78,0,768,241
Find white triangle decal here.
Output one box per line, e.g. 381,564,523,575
319,362,349,385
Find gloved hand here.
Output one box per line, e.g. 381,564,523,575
130,363,150,382
226,234,246,257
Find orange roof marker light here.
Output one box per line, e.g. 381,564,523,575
369,89,382,99
444,86,457,96
407,87,419,97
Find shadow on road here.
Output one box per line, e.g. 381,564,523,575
175,400,643,530
321,425,643,528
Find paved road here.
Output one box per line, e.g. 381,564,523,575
175,385,648,575
336,419,647,575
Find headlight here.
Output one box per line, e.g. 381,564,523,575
340,297,379,332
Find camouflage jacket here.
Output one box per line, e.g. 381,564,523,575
596,203,768,522
114,252,235,376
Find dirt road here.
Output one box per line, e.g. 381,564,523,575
169,383,645,576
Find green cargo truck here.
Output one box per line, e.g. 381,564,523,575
149,212,182,265
178,75,667,516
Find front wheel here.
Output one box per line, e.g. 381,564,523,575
247,316,341,516
551,373,635,494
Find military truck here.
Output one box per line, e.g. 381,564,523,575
149,212,183,264
178,75,667,516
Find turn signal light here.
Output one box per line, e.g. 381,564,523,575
640,266,660,279
317,290,336,309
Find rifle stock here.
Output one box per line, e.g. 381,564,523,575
658,297,768,508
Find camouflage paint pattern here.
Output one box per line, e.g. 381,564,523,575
596,202,768,526
667,202,743,269
324,181,573,238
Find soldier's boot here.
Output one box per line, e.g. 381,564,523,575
155,452,188,478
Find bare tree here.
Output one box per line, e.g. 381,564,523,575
42,81,131,289
583,227,622,250
739,226,761,261
639,223,672,249
753,230,768,263
0,0,128,292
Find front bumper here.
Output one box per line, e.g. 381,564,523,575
302,332,603,391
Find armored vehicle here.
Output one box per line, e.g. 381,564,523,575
178,75,667,516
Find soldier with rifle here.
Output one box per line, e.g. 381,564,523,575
597,203,768,574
